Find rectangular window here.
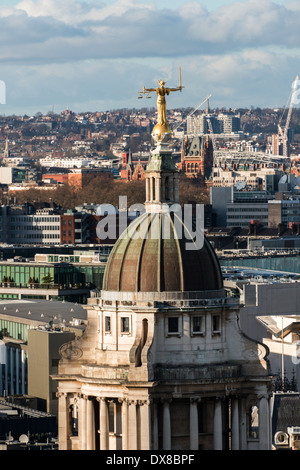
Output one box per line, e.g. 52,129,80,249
121,317,130,333
105,316,111,333
212,314,221,334
192,315,204,335
168,316,179,334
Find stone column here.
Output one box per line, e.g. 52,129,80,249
99,397,109,450
139,400,151,450
239,397,247,450
155,177,161,203
146,177,150,202
120,399,128,450
57,392,69,450
190,398,199,450
162,399,171,450
86,398,95,450
213,398,223,450
80,395,87,450
259,395,270,450
152,401,159,450
231,397,239,450
128,400,138,450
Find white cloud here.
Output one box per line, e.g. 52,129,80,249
0,0,295,64
177,49,298,108
16,0,155,24
0,0,299,113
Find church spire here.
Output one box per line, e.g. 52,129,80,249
3,136,9,159
206,99,210,114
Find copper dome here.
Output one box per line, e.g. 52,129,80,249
102,211,223,293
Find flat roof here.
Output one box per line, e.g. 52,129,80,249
222,266,300,282
0,299,86,326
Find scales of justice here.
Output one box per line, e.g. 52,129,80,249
138,67,184,147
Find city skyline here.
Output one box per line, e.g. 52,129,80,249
0,0,299,116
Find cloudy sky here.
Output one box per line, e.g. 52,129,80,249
0,0,299,115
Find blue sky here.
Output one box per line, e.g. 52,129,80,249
0,0,299,115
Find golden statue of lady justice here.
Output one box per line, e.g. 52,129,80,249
138,67,184,141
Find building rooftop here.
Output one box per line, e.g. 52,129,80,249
0,299,87,330
222,266,300,283
272,393,300,439
0,398,57,444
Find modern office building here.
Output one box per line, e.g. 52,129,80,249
211,166,281,190
0,299,87,415
222,266,300,394
218,114,241,134
9,207,61,244
186,113,241,136
268,197,300,228
27,328,76,416
0,167,28,185
0,203,124,246
210,186,274,228
227,202,269,228
187,114,221,135
0,250,107,303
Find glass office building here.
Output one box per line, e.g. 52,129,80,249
0,256,106,303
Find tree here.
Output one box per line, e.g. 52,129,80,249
41,272,54,285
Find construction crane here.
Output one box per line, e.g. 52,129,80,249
277,75,299,157
172,94,212,134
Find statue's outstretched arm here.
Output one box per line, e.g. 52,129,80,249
143,87,157,93
167,87,182,93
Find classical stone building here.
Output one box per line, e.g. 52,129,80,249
55,85,273,451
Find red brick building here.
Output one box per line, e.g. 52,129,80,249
60,211,131,245
42,174,69,184
120,150,147,181
178,136,213,180
67,169,114,190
